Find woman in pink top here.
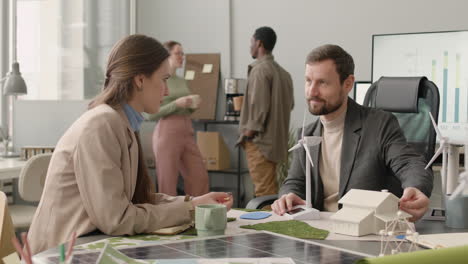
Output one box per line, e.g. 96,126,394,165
147,41,209,196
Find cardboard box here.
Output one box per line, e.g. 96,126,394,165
196,131,230,170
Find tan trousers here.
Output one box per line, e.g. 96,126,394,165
153,115,209,196
243,141,278,197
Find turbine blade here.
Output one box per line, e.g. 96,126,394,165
288,143,302,152
449,182,466,200
425,145,444,170
429,112,443,138
303,144,314,167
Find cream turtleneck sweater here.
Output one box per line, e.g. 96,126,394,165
319,109,346,212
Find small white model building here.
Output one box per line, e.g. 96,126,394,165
330,189,412,236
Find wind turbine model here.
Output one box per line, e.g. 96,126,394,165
425,111,468,226
286,110,321,220
450,171,468,199
425,113,467,197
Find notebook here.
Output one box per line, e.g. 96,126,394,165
406,233,468,249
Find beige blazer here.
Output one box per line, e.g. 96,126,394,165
28,104,192,255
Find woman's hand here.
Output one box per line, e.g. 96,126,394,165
175,96,193,108
192,192,233,210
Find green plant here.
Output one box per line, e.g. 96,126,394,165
276,128,297,187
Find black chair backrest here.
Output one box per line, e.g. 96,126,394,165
363,76,440,163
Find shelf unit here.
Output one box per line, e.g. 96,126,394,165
197,120,248,206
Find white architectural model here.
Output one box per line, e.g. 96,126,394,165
286,110,321,220
330,189,411,236
378,211,418,256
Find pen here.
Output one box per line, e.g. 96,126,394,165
59,243,65,263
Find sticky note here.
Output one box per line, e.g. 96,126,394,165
185,70,195,80
202,64,213,73
240,212,272,220
2,252,21,264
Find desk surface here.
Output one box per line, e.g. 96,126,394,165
0,158,26,180
0,158,26,171
38,232,368,264
318,220,468,255
34,211,468,263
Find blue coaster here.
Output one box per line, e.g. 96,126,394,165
240,212,272,220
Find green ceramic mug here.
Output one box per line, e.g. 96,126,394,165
195,204,227,237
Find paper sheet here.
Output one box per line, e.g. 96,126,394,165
356,245,468,264
185,70,195,80
97,242,153,264
2,253,21,264
406,232,468,248
202,64,213,73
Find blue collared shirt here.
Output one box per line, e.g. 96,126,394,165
123,104,144,132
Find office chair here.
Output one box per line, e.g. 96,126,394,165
363,76,440,164
9,153,51,229
0,191,16,261
246,76,440,210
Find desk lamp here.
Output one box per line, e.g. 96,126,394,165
1,62,27,158
1,0,28,158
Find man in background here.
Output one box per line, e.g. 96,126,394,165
237,26,294,197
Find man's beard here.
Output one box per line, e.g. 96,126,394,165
307,94,345,116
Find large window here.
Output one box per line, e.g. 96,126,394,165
16,0,130,100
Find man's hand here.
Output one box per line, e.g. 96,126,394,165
399,187,429,222
271,193,306,215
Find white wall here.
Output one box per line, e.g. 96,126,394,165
133,0,468,204
13,100,87,148
230,0,468,127
137,0,231,75
137,0,231,120
137,0,468,128
13,0,468,150
0,0,9,130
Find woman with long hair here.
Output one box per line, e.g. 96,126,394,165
27,35,232,254
147,41,208,196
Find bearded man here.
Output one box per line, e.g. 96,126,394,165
272,44,433,222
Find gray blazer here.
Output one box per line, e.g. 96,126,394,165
279,98,433,211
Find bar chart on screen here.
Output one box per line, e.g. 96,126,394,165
372,30,468,142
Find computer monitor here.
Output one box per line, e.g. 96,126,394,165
353,81,372,105
372,30,468,142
